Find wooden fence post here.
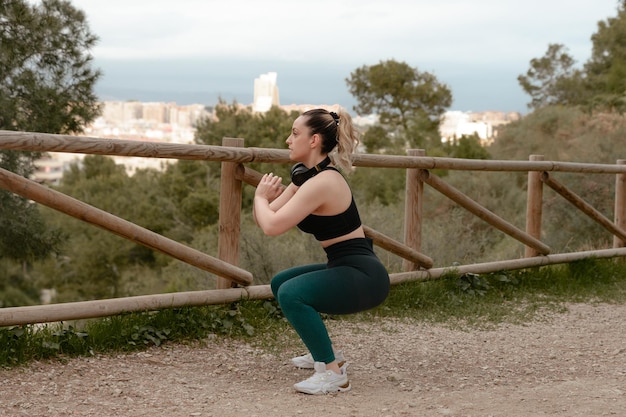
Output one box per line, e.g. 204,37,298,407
403,149,425,271
614,159,626,248
525,155,544,257
217,138,245,289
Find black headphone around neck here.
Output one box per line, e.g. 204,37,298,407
290,156,331,186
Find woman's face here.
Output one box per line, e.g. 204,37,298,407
286,115,312,162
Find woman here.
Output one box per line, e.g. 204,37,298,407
253,108,390,394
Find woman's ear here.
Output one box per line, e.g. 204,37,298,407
310,133,322,149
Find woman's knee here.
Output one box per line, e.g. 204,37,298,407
270,268,300,298
270,270,294,298
275,282,303,310
270,276,281,299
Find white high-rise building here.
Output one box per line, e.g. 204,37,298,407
253,72,280,113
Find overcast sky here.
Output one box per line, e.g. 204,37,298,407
70,0,621,113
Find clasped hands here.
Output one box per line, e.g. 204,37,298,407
255,172,284,202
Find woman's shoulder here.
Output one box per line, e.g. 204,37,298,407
315,168,351,193
319,167,345,181
299,168,345,190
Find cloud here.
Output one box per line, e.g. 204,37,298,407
74,0,618,64
71,0,620,113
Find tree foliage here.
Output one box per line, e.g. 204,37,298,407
346,59,452,150
443,134,492,160
345,59,456,205
0,0,101,134
195,100,297,149
0,192,61,262
518,3,626,111
159,160,220,234
584,2,626,110
517,44,583,110
0,0,101,266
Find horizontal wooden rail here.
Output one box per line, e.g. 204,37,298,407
2,245,625,326
0,130,291,164
0,286,273,326
3,130,626,173
390,246,626,285
0,166,253,286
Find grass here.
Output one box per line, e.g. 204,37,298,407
1,257,625,368
371,257,626,327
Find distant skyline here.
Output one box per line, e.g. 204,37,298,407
71,0,621,114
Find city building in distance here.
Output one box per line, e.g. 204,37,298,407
440,110,522,145
253,72,280,113
34,101,212,184
33,72,520,183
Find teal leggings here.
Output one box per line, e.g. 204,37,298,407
270,238,390,364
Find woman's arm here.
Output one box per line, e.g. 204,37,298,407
254,172,327,236
252,184,295,226
269,183,297,211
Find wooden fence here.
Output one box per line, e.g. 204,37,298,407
1,130,625,326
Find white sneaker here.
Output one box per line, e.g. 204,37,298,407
291,350,346,369
294,362,351,395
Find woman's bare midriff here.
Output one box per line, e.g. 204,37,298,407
319,226,366,248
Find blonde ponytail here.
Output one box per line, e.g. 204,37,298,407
331,108,359,173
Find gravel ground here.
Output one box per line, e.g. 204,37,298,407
0,302,624,417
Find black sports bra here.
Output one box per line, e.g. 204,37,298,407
296,168,362,241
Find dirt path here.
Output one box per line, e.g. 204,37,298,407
1,303,624,417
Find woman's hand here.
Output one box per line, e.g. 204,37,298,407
255,173,284,202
